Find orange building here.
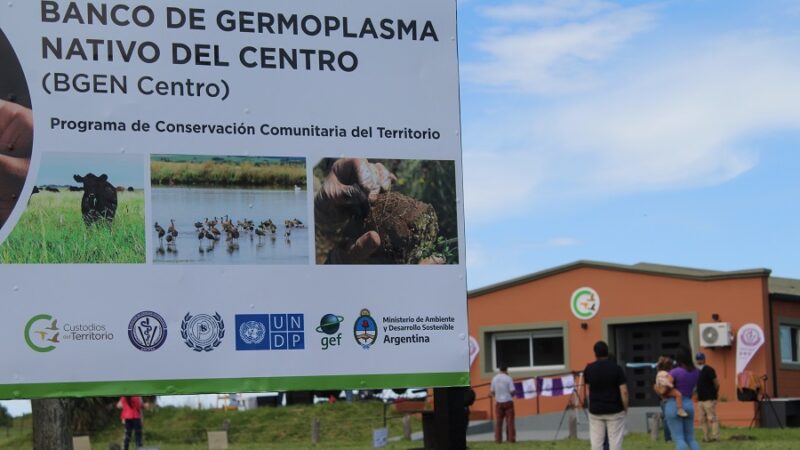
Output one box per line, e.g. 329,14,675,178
467,261,800,426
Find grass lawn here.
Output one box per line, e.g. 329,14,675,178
1,401,798,449
0,191,145,263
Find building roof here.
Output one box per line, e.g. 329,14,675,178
769,277,800,300
469,260,774,298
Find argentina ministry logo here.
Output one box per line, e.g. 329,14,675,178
354,309,377,349
128,311,168,351
24,314,60,353
181,312,224,352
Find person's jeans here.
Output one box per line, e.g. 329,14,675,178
588,411,626,450
494,401,516,443
664,398,700,450
697,399,720,441
661,400,672,442
123,418,142,450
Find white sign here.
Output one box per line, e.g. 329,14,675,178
372,427,388,448
469,335,480,367
736,323,765,375
570,287,600,320
0,1,466,399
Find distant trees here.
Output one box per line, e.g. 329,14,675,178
0,403,11,427
71,397,118,435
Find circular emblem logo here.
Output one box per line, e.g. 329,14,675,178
128,311,168,352
316,314,344,335
239,320,266,344
354,309,378,349
571,287,600,320
181,312,225,352
740,326,762,346
24,314,59,353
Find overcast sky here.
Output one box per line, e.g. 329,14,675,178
35,152,146,188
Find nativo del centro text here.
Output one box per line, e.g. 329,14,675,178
40,2,441,73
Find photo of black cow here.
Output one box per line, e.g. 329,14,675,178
73,173,118,225
0,152,145,264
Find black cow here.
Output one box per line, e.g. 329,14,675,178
45,186,59,193
68,185,83,192
127,186,134,192
73,173,117,225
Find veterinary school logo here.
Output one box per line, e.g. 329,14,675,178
235,314,305,351
128,311,168,352
181,312,224,352
25,314,60,353
571,287,600,320
354,309,378,349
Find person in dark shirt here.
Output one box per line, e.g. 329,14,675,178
695,352,720,442
583,341,628,450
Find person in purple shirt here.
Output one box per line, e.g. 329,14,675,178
662,347,701,450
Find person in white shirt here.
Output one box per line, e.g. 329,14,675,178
490,366,516,443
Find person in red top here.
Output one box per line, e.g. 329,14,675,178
118,396,143,450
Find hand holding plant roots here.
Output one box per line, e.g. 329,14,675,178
363,191,440,263
315,158,396,227
317,158,442,264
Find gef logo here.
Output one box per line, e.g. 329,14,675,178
235,314,304,351
315,314,344,350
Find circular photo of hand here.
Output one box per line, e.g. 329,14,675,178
0,27,33,229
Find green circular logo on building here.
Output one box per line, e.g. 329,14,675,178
571,287,599,320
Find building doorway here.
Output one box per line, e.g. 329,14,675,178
610,320,691,407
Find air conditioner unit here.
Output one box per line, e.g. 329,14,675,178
699,323,732,347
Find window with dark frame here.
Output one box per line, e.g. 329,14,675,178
493,329,565,370
780,324,800,363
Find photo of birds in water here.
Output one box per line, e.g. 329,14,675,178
150,155,308,265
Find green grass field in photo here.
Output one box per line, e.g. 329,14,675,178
0,192,145,264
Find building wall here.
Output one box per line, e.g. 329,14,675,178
468,266,772,426
772,299,800,397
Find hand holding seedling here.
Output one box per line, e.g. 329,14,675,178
0,99,33,156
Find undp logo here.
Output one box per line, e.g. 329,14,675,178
235,314,304,351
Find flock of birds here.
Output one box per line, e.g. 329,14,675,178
153,215,305,255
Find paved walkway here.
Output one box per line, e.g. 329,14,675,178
409,406,661,443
